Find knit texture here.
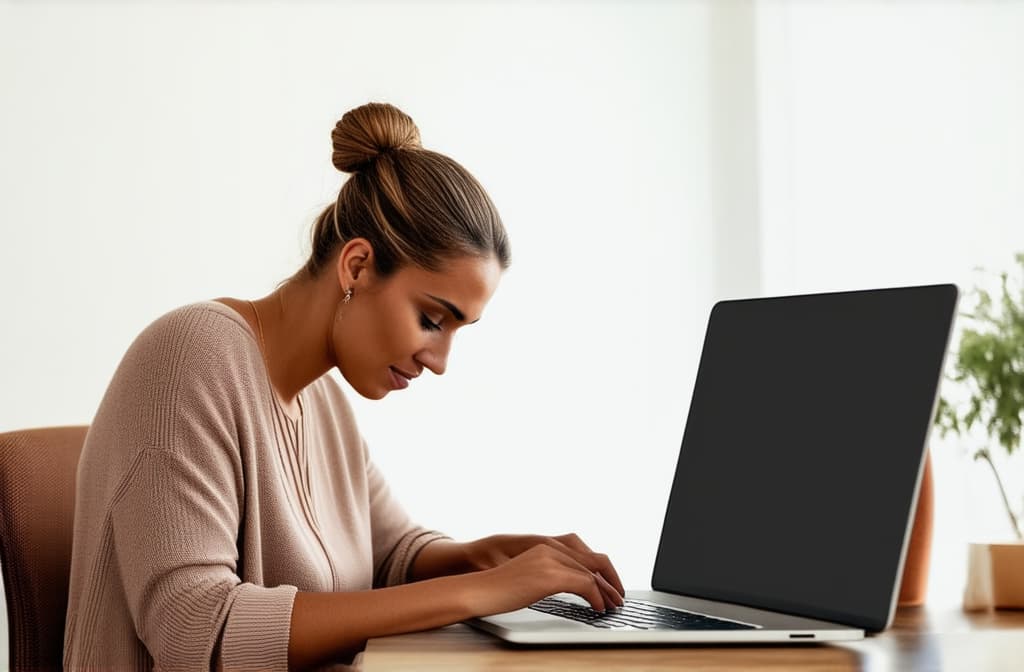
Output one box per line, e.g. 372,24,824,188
63,301,449,671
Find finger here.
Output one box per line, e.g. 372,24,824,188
594,571,625,609
593,555,625,599
538,546,623,611
567,568,611,613
558,534,626,598
545,538,626,598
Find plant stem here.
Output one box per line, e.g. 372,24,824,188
977,450,1024,540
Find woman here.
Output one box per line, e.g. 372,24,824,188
64,102,625,671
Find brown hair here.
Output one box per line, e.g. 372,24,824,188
296,102,510,283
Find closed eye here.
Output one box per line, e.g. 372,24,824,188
420,313,442,332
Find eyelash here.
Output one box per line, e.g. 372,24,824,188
420,313,442,332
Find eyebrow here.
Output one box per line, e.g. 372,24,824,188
425,294,480,324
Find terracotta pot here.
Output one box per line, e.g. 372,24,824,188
898,451,934,606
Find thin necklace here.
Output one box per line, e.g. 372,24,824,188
248,299,301,424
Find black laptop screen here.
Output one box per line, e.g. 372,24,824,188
651,284,957,632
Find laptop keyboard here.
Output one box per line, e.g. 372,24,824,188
529,596,757,630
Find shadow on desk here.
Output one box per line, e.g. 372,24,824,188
363,606,1024,671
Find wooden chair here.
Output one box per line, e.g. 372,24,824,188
0,426,87,671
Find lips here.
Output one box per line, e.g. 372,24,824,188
389,366,412,390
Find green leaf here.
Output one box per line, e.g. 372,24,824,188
936,253,1024,460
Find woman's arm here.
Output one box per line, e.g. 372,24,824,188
407,539,478,580
288,543,625,670
288,573,472,670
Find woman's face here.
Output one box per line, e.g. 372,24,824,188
332,251,503,400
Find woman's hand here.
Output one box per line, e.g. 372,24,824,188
466,534,625,589
461,542,625,617
410,532,626,614
463,533,625,613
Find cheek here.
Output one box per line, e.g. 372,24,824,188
383,312,424,361
362,300,423,366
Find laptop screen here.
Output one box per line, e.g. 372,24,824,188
651,284,958,632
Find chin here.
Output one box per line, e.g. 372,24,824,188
337,367,389,400
353,383,389,401
361,380,391,401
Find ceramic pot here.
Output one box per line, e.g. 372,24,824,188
898,452,934,606
964,541,1024,610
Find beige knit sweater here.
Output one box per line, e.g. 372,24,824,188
63,301,448,671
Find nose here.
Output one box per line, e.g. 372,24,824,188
416,333,453,376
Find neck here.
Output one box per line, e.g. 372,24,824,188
252,271,341,406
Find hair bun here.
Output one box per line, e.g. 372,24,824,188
331,102,422,174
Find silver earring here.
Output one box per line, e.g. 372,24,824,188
343,287,353,304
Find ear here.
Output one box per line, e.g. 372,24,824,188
335,238,376,291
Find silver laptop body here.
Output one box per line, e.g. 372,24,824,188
468,589,864,644
468,284,959,645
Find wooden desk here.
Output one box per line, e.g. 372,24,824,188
363,606,1024,671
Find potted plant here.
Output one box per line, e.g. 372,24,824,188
935,252,1024,610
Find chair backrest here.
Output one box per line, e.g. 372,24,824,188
0,426,87,672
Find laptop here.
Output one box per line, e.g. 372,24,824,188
468,283,959,645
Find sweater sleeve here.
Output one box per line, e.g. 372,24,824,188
363,440,450,588
107,312,296,671
110,452,296,672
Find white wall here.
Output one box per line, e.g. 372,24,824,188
0,0,716,649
